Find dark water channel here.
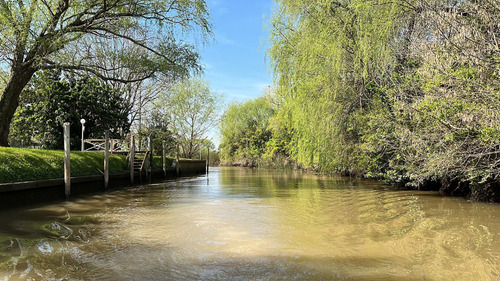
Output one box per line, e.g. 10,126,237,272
1,167,500,280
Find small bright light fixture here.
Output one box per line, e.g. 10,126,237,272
80,119,86,151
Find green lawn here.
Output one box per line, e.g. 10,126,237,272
0,147,174,183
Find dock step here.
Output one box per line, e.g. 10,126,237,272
129,152,149,172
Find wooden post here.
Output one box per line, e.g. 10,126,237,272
104,130,110,191
63,122,71,199
176,143,180,175
162,140,166,178
175,143,180,175
130,135,135,184
176,143,180,160
148,136,153,183
149,136,153,170
207,146,210,173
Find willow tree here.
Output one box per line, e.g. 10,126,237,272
0,0,211,146
268,0,500,199
268,0,402,174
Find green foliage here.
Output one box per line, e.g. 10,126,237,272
235,0,500,200
138,108,177,157
0,0,212,146
267,0,401,174
0,0,211,77
219,96,275,166
9,71,130,150
154,77,222,159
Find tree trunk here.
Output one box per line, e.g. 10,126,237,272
0,67,37,146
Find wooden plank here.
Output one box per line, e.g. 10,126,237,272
149,136,153,170
162,140,166,178
130,135,135,184
104,130,110,191
64,122,71,199
148,136,153,183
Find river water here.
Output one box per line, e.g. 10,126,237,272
0,167,500,280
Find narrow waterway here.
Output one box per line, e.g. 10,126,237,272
1,167,499,280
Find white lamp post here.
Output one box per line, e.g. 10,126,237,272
80,119,86,151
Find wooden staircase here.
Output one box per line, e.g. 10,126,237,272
128,151,150,181
124,135,154,184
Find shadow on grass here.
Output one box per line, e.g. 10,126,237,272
0,148,129,183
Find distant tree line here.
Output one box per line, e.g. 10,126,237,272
219,0,500,201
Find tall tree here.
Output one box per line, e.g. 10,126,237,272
268,0,401,173
9,71,129,149
0,0,211,146
266,0,500,200
155,78,222,159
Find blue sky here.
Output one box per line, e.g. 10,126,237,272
201,0,274,103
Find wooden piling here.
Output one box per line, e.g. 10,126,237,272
149,136,153,171
162,140,166,178
110,139,114,154
176,143,180,161
130,135,135,184
207,147,210,173
176,143,180,175
104,130,110,190
63,122,71,199
148,136,153,183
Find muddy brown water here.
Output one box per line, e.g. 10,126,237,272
0,167,499,280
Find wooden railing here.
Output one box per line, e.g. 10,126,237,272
83,139,129,153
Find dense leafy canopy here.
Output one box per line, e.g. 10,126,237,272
0,0,210,79
220,0,500,201
9,71,129,149
219,96,275,166
0,0,211,146
153,78,221,159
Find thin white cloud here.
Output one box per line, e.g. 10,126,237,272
208,0,223,7
215,32,238,47
215,84,270,102
206,70,271,102
202,62,214,70
208,0,228,15
252,82,272,94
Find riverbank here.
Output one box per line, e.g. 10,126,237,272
0,147,210,209
222,157,500,203
0,147,171,183
0,170,173,210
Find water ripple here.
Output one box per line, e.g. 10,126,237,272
0,168,499,280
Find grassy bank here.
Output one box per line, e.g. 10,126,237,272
0,147,173,183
